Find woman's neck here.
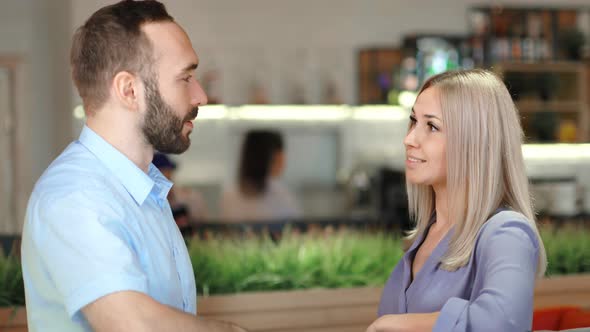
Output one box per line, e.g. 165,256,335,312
432,185,452,232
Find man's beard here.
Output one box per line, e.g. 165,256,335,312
141,77,198,154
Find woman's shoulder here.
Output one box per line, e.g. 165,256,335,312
267,179,288,193
476,210,540,253
480,210,533,233
267,180,297,200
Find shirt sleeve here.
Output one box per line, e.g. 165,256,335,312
32,189,148,320
433,219,540,332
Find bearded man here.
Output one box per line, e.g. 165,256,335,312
20,1,246,331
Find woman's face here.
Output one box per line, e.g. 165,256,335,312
403,87,447,190
270,150,285,178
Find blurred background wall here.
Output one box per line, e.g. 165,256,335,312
1,0,590,231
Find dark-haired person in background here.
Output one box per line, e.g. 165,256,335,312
220,130,301,222
20,1,246,331
153,152,209,236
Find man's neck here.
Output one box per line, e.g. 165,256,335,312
86,115,153,173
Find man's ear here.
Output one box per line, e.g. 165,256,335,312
112,71,140,111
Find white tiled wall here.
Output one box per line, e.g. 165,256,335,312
174,115,408,187
170,109,590,217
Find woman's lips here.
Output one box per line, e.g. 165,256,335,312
407,155,426,162
406,156,426,167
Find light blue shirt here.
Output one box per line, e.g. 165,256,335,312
378,210,540,332
21,126,197,331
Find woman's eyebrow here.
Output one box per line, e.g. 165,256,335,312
411,108,441,120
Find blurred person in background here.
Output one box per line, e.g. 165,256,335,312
20,1,245,331
367,69,547,332
153,152,209,236
220,129,302,222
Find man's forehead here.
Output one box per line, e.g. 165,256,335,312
141,20,183,38
141,21,198,64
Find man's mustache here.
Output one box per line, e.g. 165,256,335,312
183,107,199,122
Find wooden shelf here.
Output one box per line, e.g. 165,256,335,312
515,100,586,113
494,61,589,142
494,62,585,74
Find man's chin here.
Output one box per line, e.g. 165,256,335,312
177,137,191,153
155,140,190,154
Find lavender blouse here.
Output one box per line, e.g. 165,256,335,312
378,210,540,332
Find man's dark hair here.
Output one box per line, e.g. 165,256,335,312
238,130,284,196
70,0,173,113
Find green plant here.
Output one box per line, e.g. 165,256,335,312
189,226,590,295
0,254,24,307
542,226,590,276
559,28,586,60
0,227,589,306
189,230,404,295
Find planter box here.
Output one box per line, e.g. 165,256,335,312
199,274,590,332
199,287,381,332
2,274,589,331
0,307,26,332
534,274,590,309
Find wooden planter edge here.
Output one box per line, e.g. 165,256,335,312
2,273,589,329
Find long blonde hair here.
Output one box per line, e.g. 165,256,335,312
406,69,547,277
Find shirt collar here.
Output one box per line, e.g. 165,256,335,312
78,125,172,205
148,163,174,205
406,213,452,254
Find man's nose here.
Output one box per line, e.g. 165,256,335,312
191,80,208,107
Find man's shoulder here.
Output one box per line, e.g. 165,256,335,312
34,141,114,197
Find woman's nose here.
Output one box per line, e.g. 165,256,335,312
404,127,419,148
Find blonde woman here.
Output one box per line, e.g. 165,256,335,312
367,69,547,332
